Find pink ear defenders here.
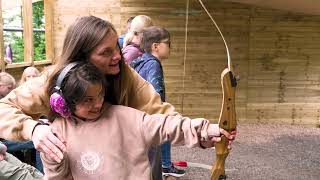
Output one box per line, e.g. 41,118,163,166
49,62,79,118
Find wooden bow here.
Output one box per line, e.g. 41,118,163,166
196,1,238,179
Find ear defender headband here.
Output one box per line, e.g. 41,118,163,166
49,62,79,118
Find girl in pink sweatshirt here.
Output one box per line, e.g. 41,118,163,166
41,62,235,180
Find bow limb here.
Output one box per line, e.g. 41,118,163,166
196,0,238,179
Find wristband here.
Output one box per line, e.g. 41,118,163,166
31,121,50,137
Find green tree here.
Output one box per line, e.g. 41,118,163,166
3,1,45,62
33,1,46,61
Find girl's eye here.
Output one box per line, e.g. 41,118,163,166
83,98,93,103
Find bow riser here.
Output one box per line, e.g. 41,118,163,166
211,68,237,180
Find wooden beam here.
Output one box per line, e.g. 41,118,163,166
22,0,34,64
44,0,54,63
0,0,4,71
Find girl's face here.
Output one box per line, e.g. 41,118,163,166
25,69,39,81
89,30,122,75
74,83,105,121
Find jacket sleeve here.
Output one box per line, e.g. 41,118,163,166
139,113,210,148
145,61,165,102
126,65,177,115
0,70,51,141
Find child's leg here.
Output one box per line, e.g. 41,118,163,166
161,142,185,177
0,153,43,180
161,141,172,168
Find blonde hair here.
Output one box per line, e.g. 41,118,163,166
123,15,153,48
19,66,40,85
0,72,16,87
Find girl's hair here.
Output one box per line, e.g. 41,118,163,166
47,15,132,106
19,66,40,85
47,62,107,122
123,15,153,47
141,26,170,53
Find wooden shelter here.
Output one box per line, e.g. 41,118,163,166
1,0,320,126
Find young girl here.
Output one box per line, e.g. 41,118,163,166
122,15,153,64
41,62,235,180
19,66,41,85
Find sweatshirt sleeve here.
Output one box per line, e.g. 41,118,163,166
140,113,210,148
126,65,177,116
0,70,51,141
41,152,73,180
41,120,73,180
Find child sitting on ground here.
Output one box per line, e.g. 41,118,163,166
41,62,235,180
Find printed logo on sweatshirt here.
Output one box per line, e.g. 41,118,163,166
77,151,104,175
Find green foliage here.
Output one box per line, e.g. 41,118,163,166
3,1,46,62
33,1,46,61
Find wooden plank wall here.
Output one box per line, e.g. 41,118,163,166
51,0,320,127
247,8,320,126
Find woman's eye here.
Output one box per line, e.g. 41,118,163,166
102,49,113,56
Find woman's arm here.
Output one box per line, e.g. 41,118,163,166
0,69,66,162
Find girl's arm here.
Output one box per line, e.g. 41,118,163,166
41,152,73,180
140,113,234,148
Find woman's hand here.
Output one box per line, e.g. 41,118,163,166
32,125,66,163
200,124,237,149
0,142,7,161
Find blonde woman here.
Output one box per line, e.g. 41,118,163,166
122,15,153,64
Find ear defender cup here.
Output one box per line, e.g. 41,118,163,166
49,92,71,118
49,62,79,118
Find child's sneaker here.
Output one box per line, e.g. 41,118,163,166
162,165,185,177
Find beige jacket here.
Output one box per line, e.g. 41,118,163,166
0,64,175,141
41,104,209,180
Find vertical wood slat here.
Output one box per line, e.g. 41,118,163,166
44,0,54,63
0,0,5,71
22,0,33,63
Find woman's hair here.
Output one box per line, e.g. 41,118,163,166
123,15,153,48
48,15,132,106
141,26,170,53
47,62,107,122
19,66,40,85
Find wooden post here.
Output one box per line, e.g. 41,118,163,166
22,0,33,64
0,0,5,71
44,0,54,63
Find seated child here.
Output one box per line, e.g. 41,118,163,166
19,66,41,85
0,72,16,99
0,141,43,180
41,62,235,180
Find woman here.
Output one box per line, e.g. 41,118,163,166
0,16,234,167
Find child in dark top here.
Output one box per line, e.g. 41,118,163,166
130,26,184,177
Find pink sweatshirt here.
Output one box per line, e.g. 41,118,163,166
41,104,210,180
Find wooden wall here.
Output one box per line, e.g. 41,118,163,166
51,0,320,127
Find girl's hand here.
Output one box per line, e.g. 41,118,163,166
32,125,66,163
200,124,236,149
